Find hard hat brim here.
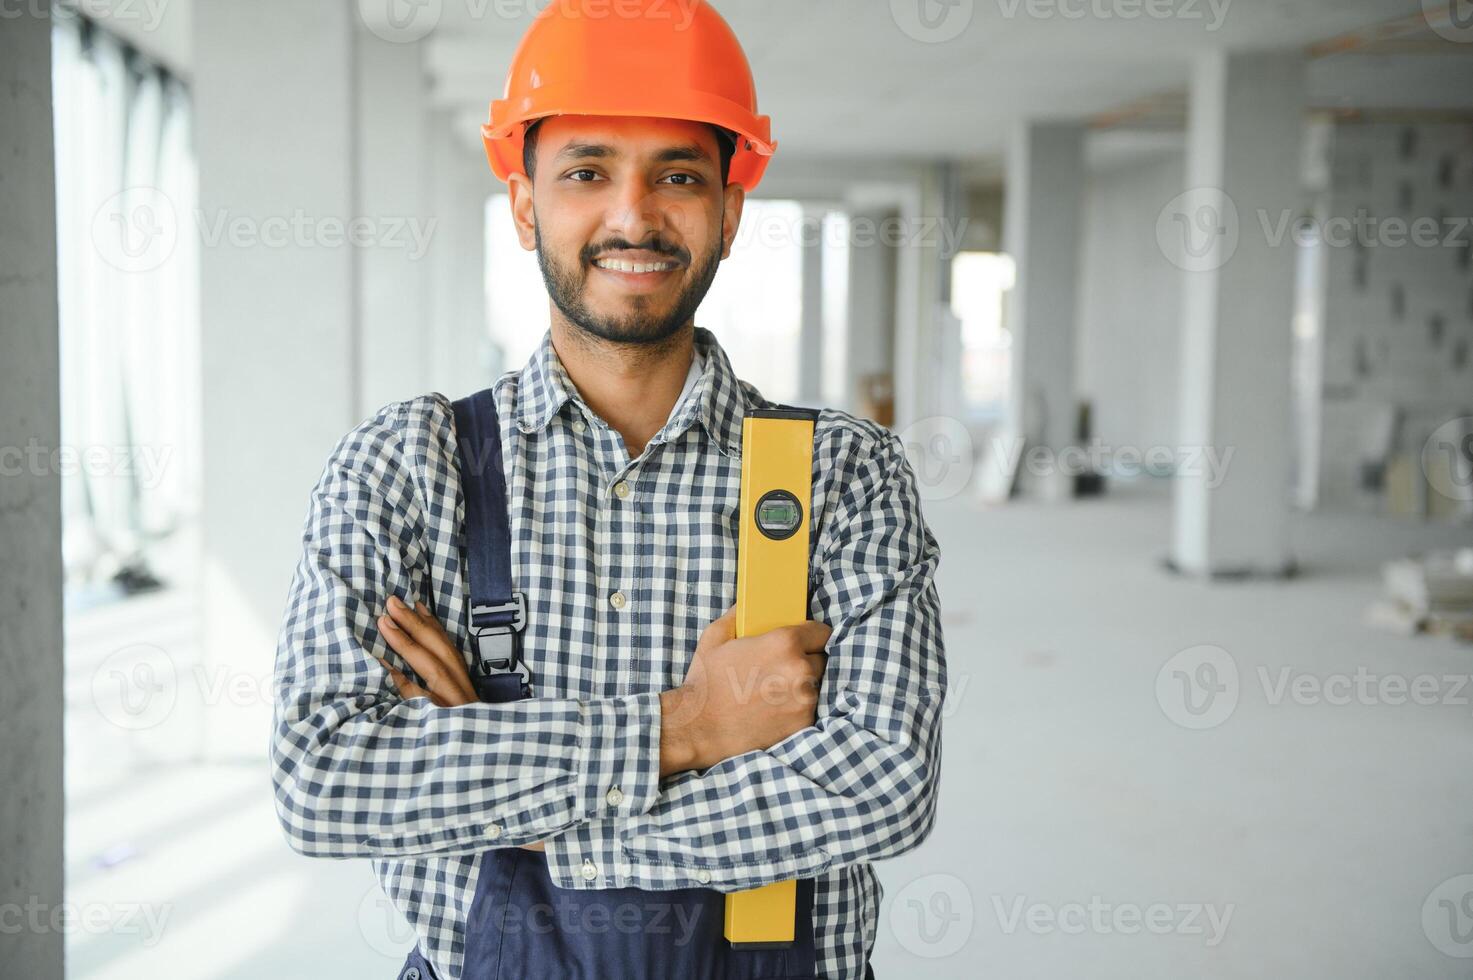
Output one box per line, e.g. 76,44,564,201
483,87,776,192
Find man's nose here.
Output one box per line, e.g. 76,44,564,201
604,177,666,243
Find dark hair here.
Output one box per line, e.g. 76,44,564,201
521,119,736,186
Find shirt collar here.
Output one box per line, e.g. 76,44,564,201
514,325,746,459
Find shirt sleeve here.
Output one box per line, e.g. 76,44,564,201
542,425,946,893
270,401,661,860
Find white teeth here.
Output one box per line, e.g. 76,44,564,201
595,258,675,274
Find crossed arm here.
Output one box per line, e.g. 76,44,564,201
269,408,946,890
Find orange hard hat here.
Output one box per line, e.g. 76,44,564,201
482,0,776,192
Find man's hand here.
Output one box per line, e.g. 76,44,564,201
659,606,832,777
374,596,479,706
374,595,545,851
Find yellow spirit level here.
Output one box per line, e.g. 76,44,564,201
724,406,818,949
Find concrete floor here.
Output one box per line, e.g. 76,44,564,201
65,486,1473,979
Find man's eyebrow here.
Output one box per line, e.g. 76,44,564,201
552,142,613,163
652,143,714,165
551,142,715,166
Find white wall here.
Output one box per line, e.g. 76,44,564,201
1076,149,1185,458
195,0,361,757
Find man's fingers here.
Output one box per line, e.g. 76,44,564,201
375,656,437,703
385,598,478,701
697,605,737,651
388,596,452,651
409,598,452,640
794,619,832,652
379,615,476,704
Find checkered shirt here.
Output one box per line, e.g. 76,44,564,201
271,325,947,979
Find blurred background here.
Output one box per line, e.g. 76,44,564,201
4,0,1473,977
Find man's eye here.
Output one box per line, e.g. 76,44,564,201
662,173,699,186
567,169,600,182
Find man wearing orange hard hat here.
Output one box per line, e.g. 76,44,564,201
270,2,946,979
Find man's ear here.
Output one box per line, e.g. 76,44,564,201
720,181,745,261
508,171,537,251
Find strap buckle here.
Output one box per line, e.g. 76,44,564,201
471,592,526,633
470,592,530,688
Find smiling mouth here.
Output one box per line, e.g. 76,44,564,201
592,257,680,274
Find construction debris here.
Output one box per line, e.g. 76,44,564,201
1368,549,1473,641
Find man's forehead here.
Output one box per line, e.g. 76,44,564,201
540,115,719,159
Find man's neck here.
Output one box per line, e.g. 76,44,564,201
549,317,696,459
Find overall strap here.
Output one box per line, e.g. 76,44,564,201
451,388,530,703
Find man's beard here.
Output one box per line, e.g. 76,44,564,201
535,221,722,347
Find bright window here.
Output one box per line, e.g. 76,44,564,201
951,251,1015,419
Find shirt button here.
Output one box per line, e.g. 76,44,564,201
613,481,630,499
486,823,502,840
695,869,712,885
581,860,599,882
610,591,626,610
605,786,625,807
572,419,587,434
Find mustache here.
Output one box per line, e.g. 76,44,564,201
582,237,690,266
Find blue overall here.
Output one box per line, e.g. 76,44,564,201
394,388,824,980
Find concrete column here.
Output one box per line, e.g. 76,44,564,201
426,112,498,399
1003,122,1086,499
798,207,825,404
357,29,434,414
1170,52,1303,577
893,163,955,434
845,207,899,421
1001,124,1084,498
0,9,64,975
195,0,359,757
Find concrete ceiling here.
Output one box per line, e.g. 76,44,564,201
77,0,1473,171
420,0,1465,160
